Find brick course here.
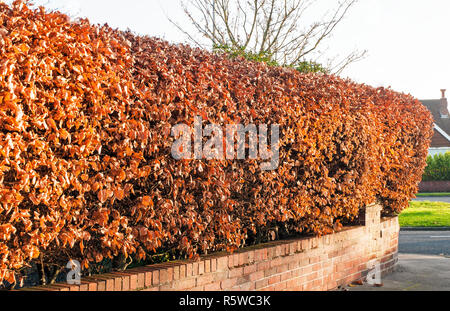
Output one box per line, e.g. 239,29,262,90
418,181,450,192
26,204,398,291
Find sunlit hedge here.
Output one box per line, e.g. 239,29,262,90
0,1,433,284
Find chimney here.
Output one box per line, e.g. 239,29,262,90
440,89,449,118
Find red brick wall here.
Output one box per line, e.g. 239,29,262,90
419,181,450,192
27,204,399,291
430,130,450,148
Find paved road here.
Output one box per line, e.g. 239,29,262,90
411,196,450,203
399,230,450,256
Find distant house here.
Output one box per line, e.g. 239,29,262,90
420,89,450,156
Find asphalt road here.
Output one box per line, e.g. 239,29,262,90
399,230,450,256
411,196,450,203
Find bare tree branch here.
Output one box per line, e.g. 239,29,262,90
173,0,365,74
328,49,368,75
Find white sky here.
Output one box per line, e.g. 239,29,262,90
6,0,450,101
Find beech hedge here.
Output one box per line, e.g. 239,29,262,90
0,1,433,284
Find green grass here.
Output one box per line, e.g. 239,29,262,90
399,201,450,227
416,192,450,197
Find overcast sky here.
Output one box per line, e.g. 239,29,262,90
8,0,450,101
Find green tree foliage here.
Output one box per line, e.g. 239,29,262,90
213,44,328,74
422,152,450,181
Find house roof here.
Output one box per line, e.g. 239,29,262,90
420,99,450,139
430,125,450,147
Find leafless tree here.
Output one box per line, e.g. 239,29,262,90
170,0,366,74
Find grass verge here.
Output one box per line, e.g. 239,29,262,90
400,201,450,227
